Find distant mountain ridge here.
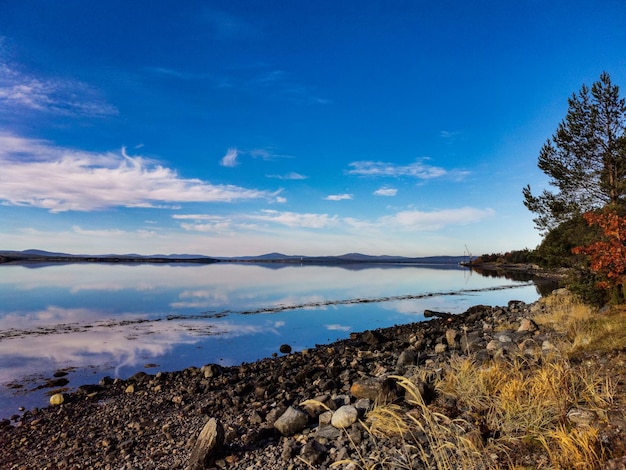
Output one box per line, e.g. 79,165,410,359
0,249,467,265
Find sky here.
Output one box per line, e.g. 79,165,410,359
1,1,625,257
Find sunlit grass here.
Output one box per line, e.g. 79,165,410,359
534,289,626,355
344,289,621,469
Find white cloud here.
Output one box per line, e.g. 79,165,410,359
326,324,351,331
373,187,397,196
325,193,353,201
440,130,461,139
179,221,233,233
347,159,470,181
0,60,118,117
266,171,307,180
0,133,273,212
380,207,495,231
252,210,338,229
173,213,261,234
220,147,239,167
172,214,221,221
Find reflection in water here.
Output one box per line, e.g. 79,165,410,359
0,263,542,418
468,266,560,297
0,317,276,384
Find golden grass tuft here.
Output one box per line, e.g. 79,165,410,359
538,425,604,470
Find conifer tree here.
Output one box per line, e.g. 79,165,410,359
523,72,626,231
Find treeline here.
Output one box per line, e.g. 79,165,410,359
472,249,536,265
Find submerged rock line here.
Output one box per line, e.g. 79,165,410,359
0,283,533,340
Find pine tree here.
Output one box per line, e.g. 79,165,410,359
523,72,626,232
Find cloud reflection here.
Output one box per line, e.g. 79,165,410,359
326,324,351,331
0,308,281,385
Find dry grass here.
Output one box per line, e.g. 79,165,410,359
364,375,497,470
534,289,626,355
347,289,622,469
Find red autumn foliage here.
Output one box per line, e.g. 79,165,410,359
573,210,626,290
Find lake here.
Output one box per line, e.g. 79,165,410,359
0,262,542,419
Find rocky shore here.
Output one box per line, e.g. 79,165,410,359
1,292,625,469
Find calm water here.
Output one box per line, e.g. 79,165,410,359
0,262,541,418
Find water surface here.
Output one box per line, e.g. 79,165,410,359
0,262,540,418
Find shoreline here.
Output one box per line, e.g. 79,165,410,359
0,281,540,420
3,291,623,469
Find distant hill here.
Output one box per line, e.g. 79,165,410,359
0,249,467,266
0,250,219,264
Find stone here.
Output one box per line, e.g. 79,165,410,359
279,344,292,354
434,343,447,354
542,340,557,353
396,349,418,367
360,330,385,345
124,384,135,394
299,439,327,466
201,364,222,378
273,406,308,436
567,408,597,427
517,318,539,333
301,394,332,417
354,398,371,415
331,405,358,428
350,378,382,401
317,424,341,439
281,440,297,461
495,333,512,343
519,338,540,356
445,329,458,347
187,418,224,470
49,393,65,406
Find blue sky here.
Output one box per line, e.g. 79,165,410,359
1,1,625,257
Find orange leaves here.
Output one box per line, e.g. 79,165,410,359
573,210,626,289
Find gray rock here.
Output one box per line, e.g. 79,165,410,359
279,344,292,354
495,333,512,343
299,439,327,466
396,349,418,367
354,398,371,415
331,405,358,428
316,422,341,439
201,364,222,378
187,418,224,470
274,406,308,436
265,405,287,426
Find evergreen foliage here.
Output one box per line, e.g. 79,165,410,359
523,72,626,232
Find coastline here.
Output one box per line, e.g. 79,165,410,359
2,292,624,469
